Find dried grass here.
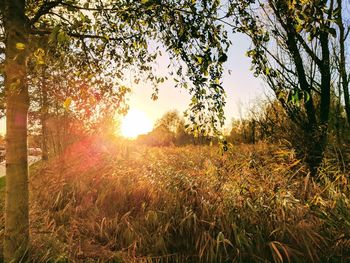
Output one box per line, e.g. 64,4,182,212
0,137,349,262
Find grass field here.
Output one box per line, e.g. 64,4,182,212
0,137,349,262
0,177,5,191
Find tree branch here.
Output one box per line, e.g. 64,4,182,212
294,34,322,67
59,2,124,11
30,28,141,42
30,0,63,25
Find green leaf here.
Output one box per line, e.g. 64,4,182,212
304,91,310,103
218,53,228,63
196,56,203,64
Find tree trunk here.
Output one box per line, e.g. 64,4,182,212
3,0,30,261
305,30,331,176
284,24,324,176
41,66,49,161
251,120,256,144
337,0,350,125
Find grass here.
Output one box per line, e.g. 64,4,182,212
0,177,5,191
1,136,350,262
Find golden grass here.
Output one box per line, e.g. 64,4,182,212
1,137,350,262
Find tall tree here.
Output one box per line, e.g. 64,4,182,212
0,0,228,260
228,0,349,175
335,0,350,125
3,0,30,261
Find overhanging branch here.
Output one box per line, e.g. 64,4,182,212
30,28,141,42
30,0,63,25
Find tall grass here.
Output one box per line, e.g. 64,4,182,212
1,137,349,262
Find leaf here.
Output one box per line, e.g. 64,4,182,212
151,93,158,101
34,48,45,58
218,53,228,63
57,30,70,44
304,91,310,103
196,56,203,64
292,91,299,104
34,48,45,65
63,97,72,110
36,58,45,65
15,43,26,50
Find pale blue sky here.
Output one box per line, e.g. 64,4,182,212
127,32,268,128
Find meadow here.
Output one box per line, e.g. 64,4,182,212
0,137,349,262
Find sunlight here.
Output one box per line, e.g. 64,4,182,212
121,109,153,139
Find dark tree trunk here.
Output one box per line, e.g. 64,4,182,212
303,31,331,176
251,120,256,144
306,30,331,176
337,0,350,125
3,0,30,261
284,25,325,176
41,66,49,161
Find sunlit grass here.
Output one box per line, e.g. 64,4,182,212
0,138,349,262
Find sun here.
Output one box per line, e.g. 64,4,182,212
121,109,153,139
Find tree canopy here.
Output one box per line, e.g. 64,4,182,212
0,0,231,260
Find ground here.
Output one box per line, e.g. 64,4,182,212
0,137,349,262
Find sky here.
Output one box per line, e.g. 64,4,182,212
126,32,268,129
0,33,269,136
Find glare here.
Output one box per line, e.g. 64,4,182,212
121,109,153,139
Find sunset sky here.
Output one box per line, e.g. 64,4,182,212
0,33,267,135
127,33,267,129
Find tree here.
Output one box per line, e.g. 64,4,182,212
1,0,228,260
140,110,196,146
155,110,182,133
228,0,349,175
335,0,350,125
3,1,30,261
28,39,130,158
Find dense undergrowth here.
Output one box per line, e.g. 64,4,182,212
1,137,350,262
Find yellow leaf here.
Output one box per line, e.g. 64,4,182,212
16,43,26,50
63,97,72,110
34,48,45,58
37,58,45,65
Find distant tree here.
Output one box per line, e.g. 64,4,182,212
139,111,185,146
155,110,182,134
137,110,203,146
